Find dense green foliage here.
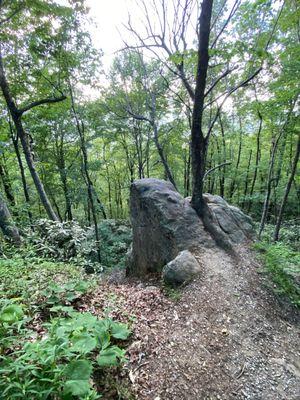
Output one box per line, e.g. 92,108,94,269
0,0,298,235
0,0,299,396
0,250,131,399
255,239,300,308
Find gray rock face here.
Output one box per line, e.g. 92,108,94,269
162,250,201,287
127,179,255,277
127,178,213,276
203,194,255,244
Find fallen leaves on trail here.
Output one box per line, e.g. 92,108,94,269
81,278,174,393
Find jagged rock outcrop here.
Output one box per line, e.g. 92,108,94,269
126,178,213,276
126,178,255,277
162,250,201,287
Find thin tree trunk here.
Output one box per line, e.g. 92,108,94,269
69,82,105,263
0,161,15,207
61,170,73,221
57,151,73,221
0,191,21,246
273,135,300,241
0,54,58,221
10,125,33,226
259,100,297,238
184,146,191,197
229,117,242,200
218,114,226,197
247,111,262,213
152,122,177,189
242,149,252,208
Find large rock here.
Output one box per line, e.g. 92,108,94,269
127,178,213,276
202,194,255,244
162,250,201,287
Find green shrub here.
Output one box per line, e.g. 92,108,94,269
254,241,300,307
0,254,84,302
96,219,132,270
0,307,130,399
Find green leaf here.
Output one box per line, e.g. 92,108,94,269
64,380,91,396
111,322,130,340
65,292,77,302
64,359,92,381
71,333,97,353
96,346,126,367
95,319,111,349
74,281,89,293
0,304,24,323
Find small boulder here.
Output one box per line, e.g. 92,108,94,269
162,250,201,287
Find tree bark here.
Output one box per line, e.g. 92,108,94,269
190,0,213,217
247,111,262,212
259,99,296,238
0,53,58,221
273,135,300,241
152,123,177,189
0,161,15,207
0,191,21,245
10,124,33,226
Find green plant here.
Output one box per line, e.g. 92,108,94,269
0,251,90,304
0,308,131,399
254,241,300,307
163,286,182,301
41,281,90,307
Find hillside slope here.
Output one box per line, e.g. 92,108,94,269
124,246,300,399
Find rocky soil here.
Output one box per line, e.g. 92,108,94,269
84,244,300,399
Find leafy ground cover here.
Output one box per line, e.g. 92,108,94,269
252,221,300,308
254,240,300,308
0,249,132,399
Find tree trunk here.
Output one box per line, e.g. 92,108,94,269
218,114,226,197
0,161,15,207
191,0,213,217
228,118,242,200
259,100,296,238
273,135,300,241
152,123,177,189
0,191,21,246
57,152,73,221
10,126,33,226
69,82,105,263
247,111,262,213
0,54,58,221
242,149,253,208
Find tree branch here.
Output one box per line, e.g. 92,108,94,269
211,0,241,49
206,67,262,139
126,106,152,124
0,4,23,26
204,66,237,97
203,161,231,180
19,95,67,115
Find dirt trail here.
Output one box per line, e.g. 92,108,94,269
129,246,300,399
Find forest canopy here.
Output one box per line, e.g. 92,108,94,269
0,0,299,240
0,1,299,399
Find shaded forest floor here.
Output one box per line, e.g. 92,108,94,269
83,245,300,399
1,238,299,399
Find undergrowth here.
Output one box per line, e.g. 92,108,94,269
254,241,300,308
0,248,132,399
